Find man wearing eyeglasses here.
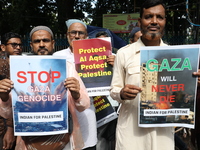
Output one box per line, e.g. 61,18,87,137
1,32,22,57
0,32,22,150
54,19,88,62
53,19,98,150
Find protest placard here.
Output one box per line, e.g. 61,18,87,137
73,37,112,96
10,56,68,136
139,45,200,128
93,96,118,128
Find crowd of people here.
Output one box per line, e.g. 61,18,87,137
0,0,200,150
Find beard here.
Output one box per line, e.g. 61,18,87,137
141,26,165,40
34,48,52,55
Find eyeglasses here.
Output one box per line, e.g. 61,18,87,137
6,43,23,48
68,31,86,37
32,38,51,44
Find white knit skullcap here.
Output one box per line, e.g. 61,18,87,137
65,19,87,29
30,26,54,39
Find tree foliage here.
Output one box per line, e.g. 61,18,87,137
0,0,57,35
0,0,199,42
88,0,141,27
164,0,200,42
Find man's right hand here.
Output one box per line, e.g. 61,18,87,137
0,79,13,101
120,84,142,100
0,79,13,93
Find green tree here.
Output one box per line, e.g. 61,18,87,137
56,0,93,34
0,0,199,43
0,0,57,35
165,0,200,43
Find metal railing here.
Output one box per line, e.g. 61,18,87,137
17,32,199,54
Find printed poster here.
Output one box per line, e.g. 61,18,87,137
93,96,118,128
139,45,200,128
73,37,112,96
10,56,68,136
103,13,140,33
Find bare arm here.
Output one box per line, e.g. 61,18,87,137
0,79,13,102
3,126,15,150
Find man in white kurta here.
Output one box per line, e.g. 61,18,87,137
54,19,98,150
53,47,97,149
110,0,174,149
110,38,174,150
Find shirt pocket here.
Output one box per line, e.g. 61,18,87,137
126,65,140,86
127,66,140,75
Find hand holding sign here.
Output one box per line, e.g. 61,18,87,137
193,69,200,87
120,84,142,100
65,77,80,100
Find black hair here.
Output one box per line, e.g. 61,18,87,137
95,31,109,38
140,0,166,18
1,32,21,45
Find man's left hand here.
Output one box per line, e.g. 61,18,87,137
64,77,80,100
107,55,115,66
193,69,200,87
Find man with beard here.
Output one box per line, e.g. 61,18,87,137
29,26,55,55
110,0,174,149
53,19,98,150
0,26,90,150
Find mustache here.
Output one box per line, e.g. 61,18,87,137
38,48,48,52
14,50,21,52
72,39,81,41
147,25,160,29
